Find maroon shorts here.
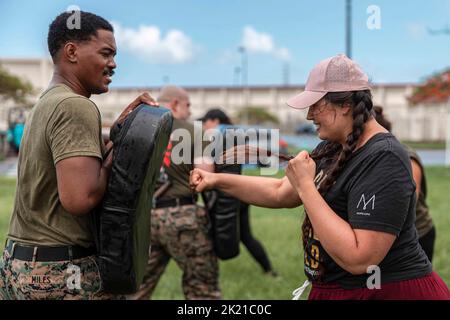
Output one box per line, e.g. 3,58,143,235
309,272,449,300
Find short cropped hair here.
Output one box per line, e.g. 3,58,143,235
47,11,113,60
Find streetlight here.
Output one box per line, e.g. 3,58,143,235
233,67,241,86
238,46,247,87
238,46,249,124
283,61,290,86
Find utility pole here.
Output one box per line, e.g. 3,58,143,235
346,0,352,58
238,46,247,87
283,62,290,86
233,67,241,86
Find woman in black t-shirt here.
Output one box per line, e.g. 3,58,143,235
189,54,449,299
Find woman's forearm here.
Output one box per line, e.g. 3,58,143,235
214,173,286,208
298,181,367,274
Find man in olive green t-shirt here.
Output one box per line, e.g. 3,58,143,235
0,11,156,300
132,85,220,300
8,84,105,248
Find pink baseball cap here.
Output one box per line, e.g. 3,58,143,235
286,54,370,109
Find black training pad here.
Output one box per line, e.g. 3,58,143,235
92,104,173,294
204,164,241,260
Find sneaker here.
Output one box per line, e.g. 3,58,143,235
265,270,278,278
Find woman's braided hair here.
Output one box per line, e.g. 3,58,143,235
301,89,374,279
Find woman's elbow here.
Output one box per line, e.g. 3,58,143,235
342,258,383,276
345,264,370,275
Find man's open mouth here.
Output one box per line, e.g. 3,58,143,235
103,69,115,82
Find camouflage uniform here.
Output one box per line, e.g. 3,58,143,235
132,204,220,300
0,247,123,300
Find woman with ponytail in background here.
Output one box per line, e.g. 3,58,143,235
190,54,449,300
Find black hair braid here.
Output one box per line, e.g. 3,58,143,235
301,90,373,281
320,91,373,191
310,141,342,165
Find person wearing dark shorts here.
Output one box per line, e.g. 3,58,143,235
200,109,277,276
190,54,449,300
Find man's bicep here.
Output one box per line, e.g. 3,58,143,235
56,156,102,203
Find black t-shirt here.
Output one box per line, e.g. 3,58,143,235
304,133,432,289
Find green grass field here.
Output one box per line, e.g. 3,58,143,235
401,141,446,150
0,167,449,299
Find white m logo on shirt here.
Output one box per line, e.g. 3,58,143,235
357,194,376,210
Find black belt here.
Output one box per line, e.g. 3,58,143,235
5,240,96,262
154,196,197,209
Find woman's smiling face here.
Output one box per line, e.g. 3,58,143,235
306,98,352,143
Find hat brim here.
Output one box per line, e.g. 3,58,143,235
286,90,327,109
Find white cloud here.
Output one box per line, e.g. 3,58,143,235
112,22,198,64
406,23,426,40
241,26,291,61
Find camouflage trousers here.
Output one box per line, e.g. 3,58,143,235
0,247,122,300
131,204,221,300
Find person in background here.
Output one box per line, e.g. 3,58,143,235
201,108,278,277
132,86,220,300
373,106,436,263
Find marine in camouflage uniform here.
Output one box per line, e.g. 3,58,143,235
0,245,118,300
134,205,219,299
0,12,139,300
131,86,220,300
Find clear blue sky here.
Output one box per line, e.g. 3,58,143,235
0,0,449,87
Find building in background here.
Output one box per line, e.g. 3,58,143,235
0,57,447,141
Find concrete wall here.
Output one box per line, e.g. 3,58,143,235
1,57,448,141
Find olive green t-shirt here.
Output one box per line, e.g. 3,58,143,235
7,84,105,248
159,119,196,200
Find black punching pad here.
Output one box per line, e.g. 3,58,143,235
205,163,241,260
92,104,173,294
